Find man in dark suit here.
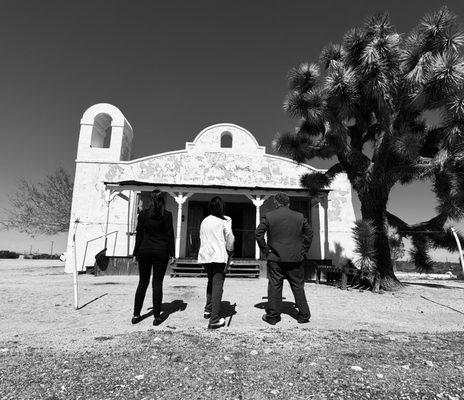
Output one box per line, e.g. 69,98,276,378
255,192,313,325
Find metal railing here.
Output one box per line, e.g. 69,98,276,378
81,230,118,270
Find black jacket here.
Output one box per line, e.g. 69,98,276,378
255,206,313,262
133,209,175,258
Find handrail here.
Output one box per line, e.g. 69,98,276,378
451,227,464,277
82,230,118,270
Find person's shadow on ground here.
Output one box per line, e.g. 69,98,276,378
254,301,299,320
143,300,188,323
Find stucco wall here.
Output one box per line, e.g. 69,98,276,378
65,115,356,273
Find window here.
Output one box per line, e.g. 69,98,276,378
90,113,112,148
220,131,233,148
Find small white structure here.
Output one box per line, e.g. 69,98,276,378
65,103,356,273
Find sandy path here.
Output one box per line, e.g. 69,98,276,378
1,260,463,350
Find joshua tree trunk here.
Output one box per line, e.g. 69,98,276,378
359,187,403,291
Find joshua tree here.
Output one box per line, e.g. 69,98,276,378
275,7,464,290
1,168,73,236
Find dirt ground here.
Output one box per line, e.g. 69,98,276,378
0,260,463,350
1,260,464,399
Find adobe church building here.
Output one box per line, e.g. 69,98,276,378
65,103,356,274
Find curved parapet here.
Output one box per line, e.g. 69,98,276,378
77,103,133,162
186,123,265,155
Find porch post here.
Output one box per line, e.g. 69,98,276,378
127,191,131,256
169,192,193,258
246,194,268,260
322,192,329,259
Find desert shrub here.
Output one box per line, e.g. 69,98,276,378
0,250,20,259
31,253,61,260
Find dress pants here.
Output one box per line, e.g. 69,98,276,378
204,263,226,324
134,253,169,318
266,260,310,321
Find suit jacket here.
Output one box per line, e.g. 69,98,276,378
255,206,313,262
133,209,175,258
197,215,235,264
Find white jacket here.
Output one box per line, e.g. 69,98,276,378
197,215,235,264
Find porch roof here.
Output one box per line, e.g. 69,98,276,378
104,180,329,197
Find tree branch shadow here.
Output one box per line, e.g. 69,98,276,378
406,282,464,290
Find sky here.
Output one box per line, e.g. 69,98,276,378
0,0,463,261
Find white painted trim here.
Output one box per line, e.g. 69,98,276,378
265,154,326,173
106,184,323,196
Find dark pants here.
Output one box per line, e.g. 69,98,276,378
134,253,169,318
266,260,310,321
204,263,226,324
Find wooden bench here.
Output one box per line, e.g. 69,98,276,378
305,259,376,290
304,259,333,284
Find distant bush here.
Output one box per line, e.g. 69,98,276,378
0,250,20,259
396,260,461,275
31,253,61,260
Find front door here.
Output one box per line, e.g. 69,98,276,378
225,203,255,258
186,201,209,257
185,201,256,258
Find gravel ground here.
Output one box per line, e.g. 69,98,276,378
1,260,463,399
1,329,463,399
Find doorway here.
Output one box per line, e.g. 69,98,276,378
186,201,255,258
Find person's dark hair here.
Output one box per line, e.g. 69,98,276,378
149,190,166,219
274,192,290,207
208,196,226,220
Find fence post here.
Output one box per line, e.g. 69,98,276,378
72,219,80,310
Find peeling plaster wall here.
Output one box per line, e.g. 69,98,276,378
326,174,357,264
65,121,356,273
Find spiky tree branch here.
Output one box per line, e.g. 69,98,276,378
1,168,73,236
278,7,464,283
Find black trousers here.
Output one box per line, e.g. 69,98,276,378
134,253,169,318
204,263,226,324
266,260,310,321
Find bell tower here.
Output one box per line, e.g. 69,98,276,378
76,103,133,161
65,103,133,273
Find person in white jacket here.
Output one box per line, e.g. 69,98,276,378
198,196,235,329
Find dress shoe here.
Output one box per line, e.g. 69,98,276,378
208,317,226,330
296,313,311,324
262,314,281,325
203,312,211,319
153,316,164,326
131,315,142,325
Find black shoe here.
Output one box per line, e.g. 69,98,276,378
208,318,226,330
131,315,142,325
203,312,211,319
153,316,164,326
296,313,311,324
262,314,281,325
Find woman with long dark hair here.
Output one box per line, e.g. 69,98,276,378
132,190,175,325
198,196,234,329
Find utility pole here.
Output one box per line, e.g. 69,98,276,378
50,241,54,256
